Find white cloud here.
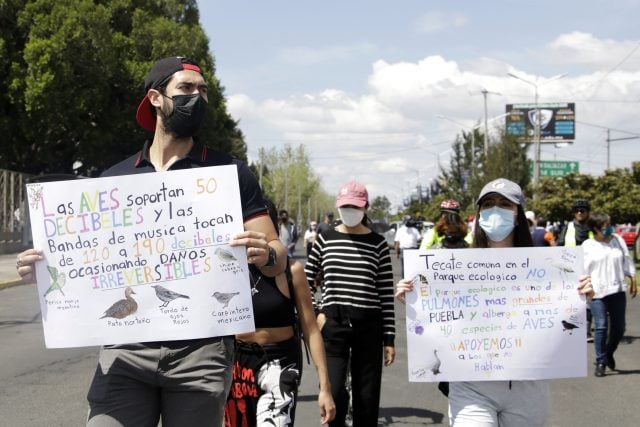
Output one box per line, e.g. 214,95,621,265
226,33,640,201
227,94,257,118
228,89,418,134
544,31,640,69
415,11,468,34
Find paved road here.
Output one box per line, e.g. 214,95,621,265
1,247,639,426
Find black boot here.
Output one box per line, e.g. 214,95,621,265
595,363,606,377
606,353,616,370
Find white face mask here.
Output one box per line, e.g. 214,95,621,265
478,206,516,242
338,207,365,227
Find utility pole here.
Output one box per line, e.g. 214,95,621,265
605,129,640,170
507,72,567,187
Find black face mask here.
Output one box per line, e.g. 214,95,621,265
162,93,208,137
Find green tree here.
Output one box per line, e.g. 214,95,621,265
632,161,640,185
436,131,474,209
258,144,332,227
0,0,245,176
368,195,391,221
414,122,639,228
530,173,596,222
414,127,529,221
482,133,530,192
530,169,640,224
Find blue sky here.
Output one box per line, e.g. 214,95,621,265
198,0,640,208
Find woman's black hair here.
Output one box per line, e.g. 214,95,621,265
361,202,370,227
472,204,533,248
587,212,609,232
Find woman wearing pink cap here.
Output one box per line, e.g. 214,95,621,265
304,180,396,427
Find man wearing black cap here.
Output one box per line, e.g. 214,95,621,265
557,198,595,342
85,56,287,426
557,199,593,247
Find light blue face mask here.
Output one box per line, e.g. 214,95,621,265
479,206,516,242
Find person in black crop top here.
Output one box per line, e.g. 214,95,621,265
224,200,335,427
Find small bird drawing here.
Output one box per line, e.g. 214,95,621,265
100,287,138,319
561,320,579,334
430,349,442,375
412,273,428,287
44,265,66,298
152,285,190,308
546,257,575,283
212,291,240,308
215,247,237,262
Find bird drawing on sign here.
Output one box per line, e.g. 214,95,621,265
100,287,138,319
561,320,579,334
546,257,574,283
412,273,428,287
212,291,240,308
215,247,237,262
44,265,66,298
430,349,442,375
152,285,190,308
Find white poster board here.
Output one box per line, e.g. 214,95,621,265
27,165,255,348
403,247,587,382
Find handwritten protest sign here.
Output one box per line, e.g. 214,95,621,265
403,247,586,382
27,166,255,348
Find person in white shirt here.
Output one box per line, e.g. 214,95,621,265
583,212,637,377
303,221,318,257
394,217,421,276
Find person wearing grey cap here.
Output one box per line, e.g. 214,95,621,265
395,178,594,426
15,56,286,426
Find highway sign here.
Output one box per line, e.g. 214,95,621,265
528,161,579,177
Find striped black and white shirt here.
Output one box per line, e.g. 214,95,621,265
305,228,395,346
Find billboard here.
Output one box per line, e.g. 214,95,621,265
506,103,575,142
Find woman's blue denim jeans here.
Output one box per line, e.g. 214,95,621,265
590,291,626,365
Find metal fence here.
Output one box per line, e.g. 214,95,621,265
0,169,31,253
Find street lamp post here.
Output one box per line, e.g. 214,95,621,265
480,89,501,157
507,72,567,186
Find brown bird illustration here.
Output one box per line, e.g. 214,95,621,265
100,287,138,319
212,291,240,308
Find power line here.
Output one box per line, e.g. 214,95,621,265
586,42,640,100
575,120,640,136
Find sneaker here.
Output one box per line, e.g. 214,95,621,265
606,353,616,370
587,333,593,343
595,363,606,377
